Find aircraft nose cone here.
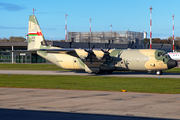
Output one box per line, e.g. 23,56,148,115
167,59,178,69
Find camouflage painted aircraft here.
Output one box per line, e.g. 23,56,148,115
14,15,178,75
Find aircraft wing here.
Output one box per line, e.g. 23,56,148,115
7,48,76,54
38,48,75,53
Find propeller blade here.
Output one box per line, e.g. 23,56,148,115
101,55,106,60
108,47,111,51
90,55,92,64
101,48,105,53
84,49,89,52
86,54,90,60
92,45,95,50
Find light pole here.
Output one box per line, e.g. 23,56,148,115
110,24,112,34
172,14,174,52
65,14,68,40
90,18,92,33
149,6,153,49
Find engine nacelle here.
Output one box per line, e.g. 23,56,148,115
85,67,100,73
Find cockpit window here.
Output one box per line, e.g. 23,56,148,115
157,52,165,57
157,52,170,58
155,50,171,64
165,54,170,59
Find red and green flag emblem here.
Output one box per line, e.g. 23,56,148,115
28,31,42,36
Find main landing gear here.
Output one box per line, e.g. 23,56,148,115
96,70,113,74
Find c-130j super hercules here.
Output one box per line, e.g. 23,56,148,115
13,15,178,75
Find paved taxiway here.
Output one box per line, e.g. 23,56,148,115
0,70,180,78
0,88,180,120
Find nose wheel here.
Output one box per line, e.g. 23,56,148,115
156,70,162,75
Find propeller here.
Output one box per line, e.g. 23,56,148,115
84,42,96,64
101,47,111,64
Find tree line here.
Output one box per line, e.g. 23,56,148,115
144,36,180,50
0,36,59,42
0,36,26,42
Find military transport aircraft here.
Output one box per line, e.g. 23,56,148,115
11,15,178,75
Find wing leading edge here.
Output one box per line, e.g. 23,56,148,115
38,48,75,53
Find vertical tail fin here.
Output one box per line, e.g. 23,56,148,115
28,15,45,50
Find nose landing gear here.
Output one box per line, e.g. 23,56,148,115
156,70,162,75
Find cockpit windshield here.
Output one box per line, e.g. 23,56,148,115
165,54,170,59
157,52,166,57
157,52,170,58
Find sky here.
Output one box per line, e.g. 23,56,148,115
1,0,180,40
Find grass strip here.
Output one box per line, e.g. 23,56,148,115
0,63,68,71
164,68,180,73
0,63,180,73
0,74,180,94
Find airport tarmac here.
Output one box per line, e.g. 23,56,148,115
0,70,180,78
0,88,180,120
0,70,180,119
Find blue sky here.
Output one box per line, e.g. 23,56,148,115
0,0,180,40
